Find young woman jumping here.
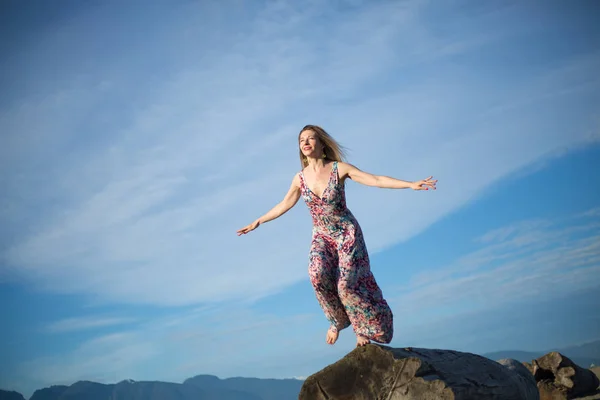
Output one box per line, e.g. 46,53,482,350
237,125,437,347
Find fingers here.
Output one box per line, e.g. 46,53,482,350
414,178,437,190
237,221,260,235
421,176,437,190
236,225,252,235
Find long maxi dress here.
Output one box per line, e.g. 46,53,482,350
299,161,394,343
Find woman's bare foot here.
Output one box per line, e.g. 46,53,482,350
326,326,339,345
356,335,370,347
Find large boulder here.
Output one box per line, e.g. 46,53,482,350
299,344,539,399
497,358,540,398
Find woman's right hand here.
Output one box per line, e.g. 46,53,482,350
236,220,260,236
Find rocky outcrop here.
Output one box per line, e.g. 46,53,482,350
526,353,600,400
299,344,540,399
497,358,540,398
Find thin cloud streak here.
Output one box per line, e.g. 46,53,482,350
45,316,137,333
392,208,600,316
17,331,159,390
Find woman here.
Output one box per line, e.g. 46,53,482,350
237,125,437,347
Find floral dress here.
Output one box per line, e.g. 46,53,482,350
299,161,393,343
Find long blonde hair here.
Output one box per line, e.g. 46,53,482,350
298,125,348,169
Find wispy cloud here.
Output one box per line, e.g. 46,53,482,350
1,0,599,309
18,331,159,389
392,207,600,316
45,316,136,333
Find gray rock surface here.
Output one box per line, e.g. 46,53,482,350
299,344,540,399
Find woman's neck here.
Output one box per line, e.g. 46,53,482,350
306,158,329,171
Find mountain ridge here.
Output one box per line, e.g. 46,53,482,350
481,338,600,368
14,375,303,400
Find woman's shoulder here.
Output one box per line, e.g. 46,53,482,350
335,161,355,179
335,160,349,171
292,171,303,185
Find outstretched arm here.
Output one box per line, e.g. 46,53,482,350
338,162,437,190
237,173,302,236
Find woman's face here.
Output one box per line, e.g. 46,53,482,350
299,129,321,156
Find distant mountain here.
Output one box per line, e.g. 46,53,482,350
0,389,26,400
184,374,304,400
111,379,262,400
550,340,600,360
28,385,69,400
22,375,302,400
482,339,600,367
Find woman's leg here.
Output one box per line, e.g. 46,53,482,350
308,235,351,343
337,227,394,345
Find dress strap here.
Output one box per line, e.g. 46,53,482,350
332,161,339,184
299,170,307,191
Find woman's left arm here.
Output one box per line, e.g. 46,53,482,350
339,162,437,191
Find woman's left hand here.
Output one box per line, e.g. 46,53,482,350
410,176,437,191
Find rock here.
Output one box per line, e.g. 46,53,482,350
537,380,568,400
572,390,600,400
497,358,540,399
299,344,539,399
532,352,600,399
570,366,600,399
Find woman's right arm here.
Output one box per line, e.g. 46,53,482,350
236,173,302,236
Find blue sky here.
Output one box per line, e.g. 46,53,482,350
1,0,599,397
